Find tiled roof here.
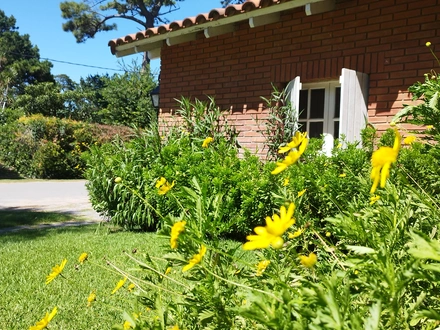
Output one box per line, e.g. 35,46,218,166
108,0,333,57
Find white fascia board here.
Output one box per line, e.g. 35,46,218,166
305,0,335,16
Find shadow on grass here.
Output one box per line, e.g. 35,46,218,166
0,208,75,230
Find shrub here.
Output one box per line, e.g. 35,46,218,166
0,114,133,179
84,128,277,237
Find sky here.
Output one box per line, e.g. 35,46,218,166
1,0,222,82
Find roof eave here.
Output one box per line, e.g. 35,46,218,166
112,0,333,59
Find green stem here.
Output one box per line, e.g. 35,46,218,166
201,265,283,303
123,252,190,289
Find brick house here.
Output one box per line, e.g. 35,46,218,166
108,0,440,155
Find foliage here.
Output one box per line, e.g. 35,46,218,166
11,82,66,117
259,84,299,161
0,9,53,105
84,121,273,237
0,114,133,179
36,126,440,328
60,0,184,43
394,70,440,136
221,0,246,7
394,43,440,137
99,66,157,127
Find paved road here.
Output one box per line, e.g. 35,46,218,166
0,180,103,230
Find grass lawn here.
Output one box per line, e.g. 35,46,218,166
0,224,169,329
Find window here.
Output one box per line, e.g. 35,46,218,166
287,69,369,154
298,82,340,139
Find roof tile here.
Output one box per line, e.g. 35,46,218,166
108,0,288,54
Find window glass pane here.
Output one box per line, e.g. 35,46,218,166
298,121,307,133
309,122,323,138
299,90,308,119
334,87,341,118
334,120,339,139
310,89,325,118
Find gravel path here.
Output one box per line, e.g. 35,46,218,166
0,180,103,233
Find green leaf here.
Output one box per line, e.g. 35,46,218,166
364,302,381,330
345,245,376,255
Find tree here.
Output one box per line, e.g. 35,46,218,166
221,0,246,7
0,10,53,103
99,64,156,127
60,0,183,43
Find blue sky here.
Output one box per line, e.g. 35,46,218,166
1,0,221,82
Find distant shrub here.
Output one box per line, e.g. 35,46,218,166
0,114,133,179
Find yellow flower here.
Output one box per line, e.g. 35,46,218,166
123,320,134,329
426,125,434,129
29,307,57,330
370,129,401,194
426,41,432,47
114,177,122,183
403,135,416,145
87,291,96,307
288,228,304,239
170,326,180,330
170,221,186,249
271,136,309,175
337,143,342,149
165,267,172,275
202,137,214,148
283,177,290,186
78,252,88,264
155,177,166,188
46,259,67,284
157,179,175,195
390,121,396,127
243,203,295,250
325,231,331,237
297,189,306,197
339,173,346,178
256,260,270,276
182,245,207,272
278,131,308,153
127,283,136,292
300,252,317,268
111,277,127,294
369,195,380,205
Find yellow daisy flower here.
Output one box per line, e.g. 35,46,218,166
78,252,88,264
182,245,207,272
271,134,308,175
370,129,401,194
256,260,270,276
30,307,57,330
202,137,214,148
45,259,67,284
170,221,186,249
111,277,127,294
370,195,380,205
87,291,96,307
243,203,295,250
403,135,416,145
300,252,317,268
288,228,304,239
297,189,306,197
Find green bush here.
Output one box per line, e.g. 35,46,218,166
0,114,132,179
84,128,278,237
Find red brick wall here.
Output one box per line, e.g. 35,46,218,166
159,0,440,154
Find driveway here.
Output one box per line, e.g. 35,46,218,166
0,180,102,230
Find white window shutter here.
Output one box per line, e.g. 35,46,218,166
286,76,302,133
339,68,369,145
